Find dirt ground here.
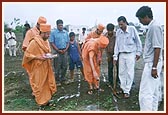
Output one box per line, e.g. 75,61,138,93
3,49,164,112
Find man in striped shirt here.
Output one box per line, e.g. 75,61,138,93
113,16,142,99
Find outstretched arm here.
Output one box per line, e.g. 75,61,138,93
89,51,99,81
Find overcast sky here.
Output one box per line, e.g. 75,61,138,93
2,2,166,28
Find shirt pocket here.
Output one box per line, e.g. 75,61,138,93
126,36,135,45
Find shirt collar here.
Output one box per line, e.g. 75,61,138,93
148,20,155,28
119,26,129,34
55,29,66,33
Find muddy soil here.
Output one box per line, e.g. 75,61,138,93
3,51,164,112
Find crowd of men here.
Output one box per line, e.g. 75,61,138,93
5,6,164,111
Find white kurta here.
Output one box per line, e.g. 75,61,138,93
5,32,17,56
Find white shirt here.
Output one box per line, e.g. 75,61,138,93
143,20,163,62
113,26,142,60
6,32,17,46
79,32,87,44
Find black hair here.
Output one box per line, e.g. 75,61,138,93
63,27,68,31
82,27,86,31
24,23,30,28
136,6,153,19
106,23,115,31
117,16,129,25
69,32,75,38
56,19,63,25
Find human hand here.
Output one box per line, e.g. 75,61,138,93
113,60,117,65
151,69,158,79
136,55,140,61
93,71,99,81
37,56,46,60
58,50,63,54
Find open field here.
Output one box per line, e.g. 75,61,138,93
3,33,164,112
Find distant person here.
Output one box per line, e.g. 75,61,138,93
78,27,87,48
105,23,119,88
82,36,109,95
113,16,142,98
49,19,69,86
136,6,163,111
63,27,68,32
22,16,47,51
5,25,17,57
22,24,57,111
23,22,31,39
68,32,84,82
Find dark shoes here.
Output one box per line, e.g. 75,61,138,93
87,89,93,95
38,100,55,111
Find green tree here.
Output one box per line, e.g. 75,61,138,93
5,18,24,33
4,22,9,33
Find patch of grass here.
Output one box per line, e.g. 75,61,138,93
4,98,36,111
140,35,145,45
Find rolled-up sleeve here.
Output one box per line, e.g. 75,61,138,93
151,26,163,48
134,27,142,56
66,32,70,44
49,31,54,43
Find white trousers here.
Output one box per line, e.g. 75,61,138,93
158,69,164,102
119,52,136,94
9,45,16,56
139,61,162,111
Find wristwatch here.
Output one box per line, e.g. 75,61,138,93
152,67,157,70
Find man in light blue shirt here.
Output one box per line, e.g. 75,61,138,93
113,16,142,98
50,19,69,85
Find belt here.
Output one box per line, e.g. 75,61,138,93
58,48,66,50
121,52,131,54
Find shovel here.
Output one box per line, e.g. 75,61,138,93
107,64,121,98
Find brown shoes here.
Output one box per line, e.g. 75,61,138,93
123,93,130,99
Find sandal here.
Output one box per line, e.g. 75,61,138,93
96,88,104,92
116,90,123,94
87,89,93,95
46,100,55,106
123,93,130,99
39,105,45,111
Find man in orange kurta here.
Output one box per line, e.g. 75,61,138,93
22,16,47,51
84,24,105,65
82,36,109,95
85,23,105,41
22,24,56,110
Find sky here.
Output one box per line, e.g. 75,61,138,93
2,2,166,29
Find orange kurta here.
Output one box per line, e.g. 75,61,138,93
85,31,101,41
22,26,40,51
82,39,100,86
84,31,104,64
22,35,56,105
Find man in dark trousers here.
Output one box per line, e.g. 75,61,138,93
49,19,69,86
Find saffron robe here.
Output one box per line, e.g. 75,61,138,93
82,39,100,86
22,35,56,105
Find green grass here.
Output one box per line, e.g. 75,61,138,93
140,35,145,45
4,98,37,111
